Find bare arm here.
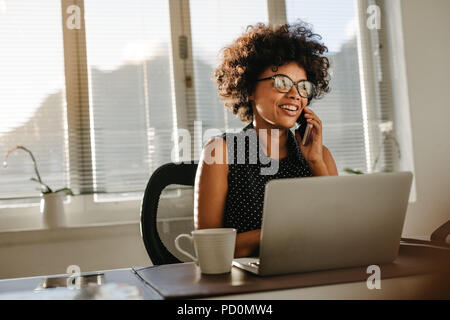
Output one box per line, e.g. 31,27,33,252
194,137,261,258
194,137,229,229
323,145,338,176
307,145,338,176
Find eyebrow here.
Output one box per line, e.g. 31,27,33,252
268,73,308,82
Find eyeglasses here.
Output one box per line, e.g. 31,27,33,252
256,74,315,99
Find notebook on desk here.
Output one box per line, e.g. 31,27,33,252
233,172,414,276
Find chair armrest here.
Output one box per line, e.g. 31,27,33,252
401,220,450,248
430,220,450,247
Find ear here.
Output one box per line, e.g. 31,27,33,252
305,97,311,107
248,85,256,101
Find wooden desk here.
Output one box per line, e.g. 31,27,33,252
0,268,164,300
0,268,448,300
201,273,449,299
0,244,449,300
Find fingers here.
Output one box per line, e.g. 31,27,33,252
305,117,322,139
303,107,322,126
306,120,321,142
306,118,320,128
296,107,323,145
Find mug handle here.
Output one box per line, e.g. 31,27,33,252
174,234,197,263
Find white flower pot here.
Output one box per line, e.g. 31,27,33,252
40,193,66,228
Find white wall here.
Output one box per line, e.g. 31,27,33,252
0,223,151,280
400,0,450,237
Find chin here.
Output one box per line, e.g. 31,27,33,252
260,115,296,130
273,120,295,130
281,117,298,127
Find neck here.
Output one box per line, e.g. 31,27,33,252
251,119,289,160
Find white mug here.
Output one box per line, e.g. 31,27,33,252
174,228,237,274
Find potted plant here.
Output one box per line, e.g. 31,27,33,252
3,145,73,228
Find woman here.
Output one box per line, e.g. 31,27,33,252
194,22,338,258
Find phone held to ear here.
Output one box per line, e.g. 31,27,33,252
296,110,313,146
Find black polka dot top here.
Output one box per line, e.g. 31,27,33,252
219,122,312,234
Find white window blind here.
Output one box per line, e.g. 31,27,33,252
83,0,174,199
0,0,397,206
189,0,268,135
286,0,396,174
0,0,69,205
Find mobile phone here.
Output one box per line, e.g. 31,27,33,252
296,110,313,146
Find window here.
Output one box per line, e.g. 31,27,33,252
189,0,268,133
287,0,396,175
0,0,397,207
83,0,174,200
0,0,68,206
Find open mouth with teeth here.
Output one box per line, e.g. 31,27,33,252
278,104,299,117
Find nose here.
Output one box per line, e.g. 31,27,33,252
287,85,308,106
287,85,301,101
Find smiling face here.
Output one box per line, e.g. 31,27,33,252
249,61,309,130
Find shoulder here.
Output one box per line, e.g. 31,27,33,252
201,126,251,166
201,135,229,167
196,136,229,195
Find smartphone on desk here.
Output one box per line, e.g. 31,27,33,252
35,272,104,290
296,109,313,146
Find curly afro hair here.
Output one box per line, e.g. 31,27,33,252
214,22,330,123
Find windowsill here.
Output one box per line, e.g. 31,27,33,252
0,187,195,239
0,221,141,247
0,220,140,233
0,193,142,234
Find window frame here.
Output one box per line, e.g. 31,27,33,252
0,0,409,229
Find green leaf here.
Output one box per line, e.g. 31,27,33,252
53,188,74,196
344,168,365,175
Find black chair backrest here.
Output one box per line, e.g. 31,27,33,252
140,161,198,265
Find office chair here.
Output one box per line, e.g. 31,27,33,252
140,161,199,265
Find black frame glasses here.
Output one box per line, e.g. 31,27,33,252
256,74,315,99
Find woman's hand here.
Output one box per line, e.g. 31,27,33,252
295,107,323,163
234,229,261,258
294,107,337,176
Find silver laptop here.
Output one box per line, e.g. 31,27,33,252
233,171,413,276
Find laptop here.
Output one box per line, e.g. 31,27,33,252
232,171,413,276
